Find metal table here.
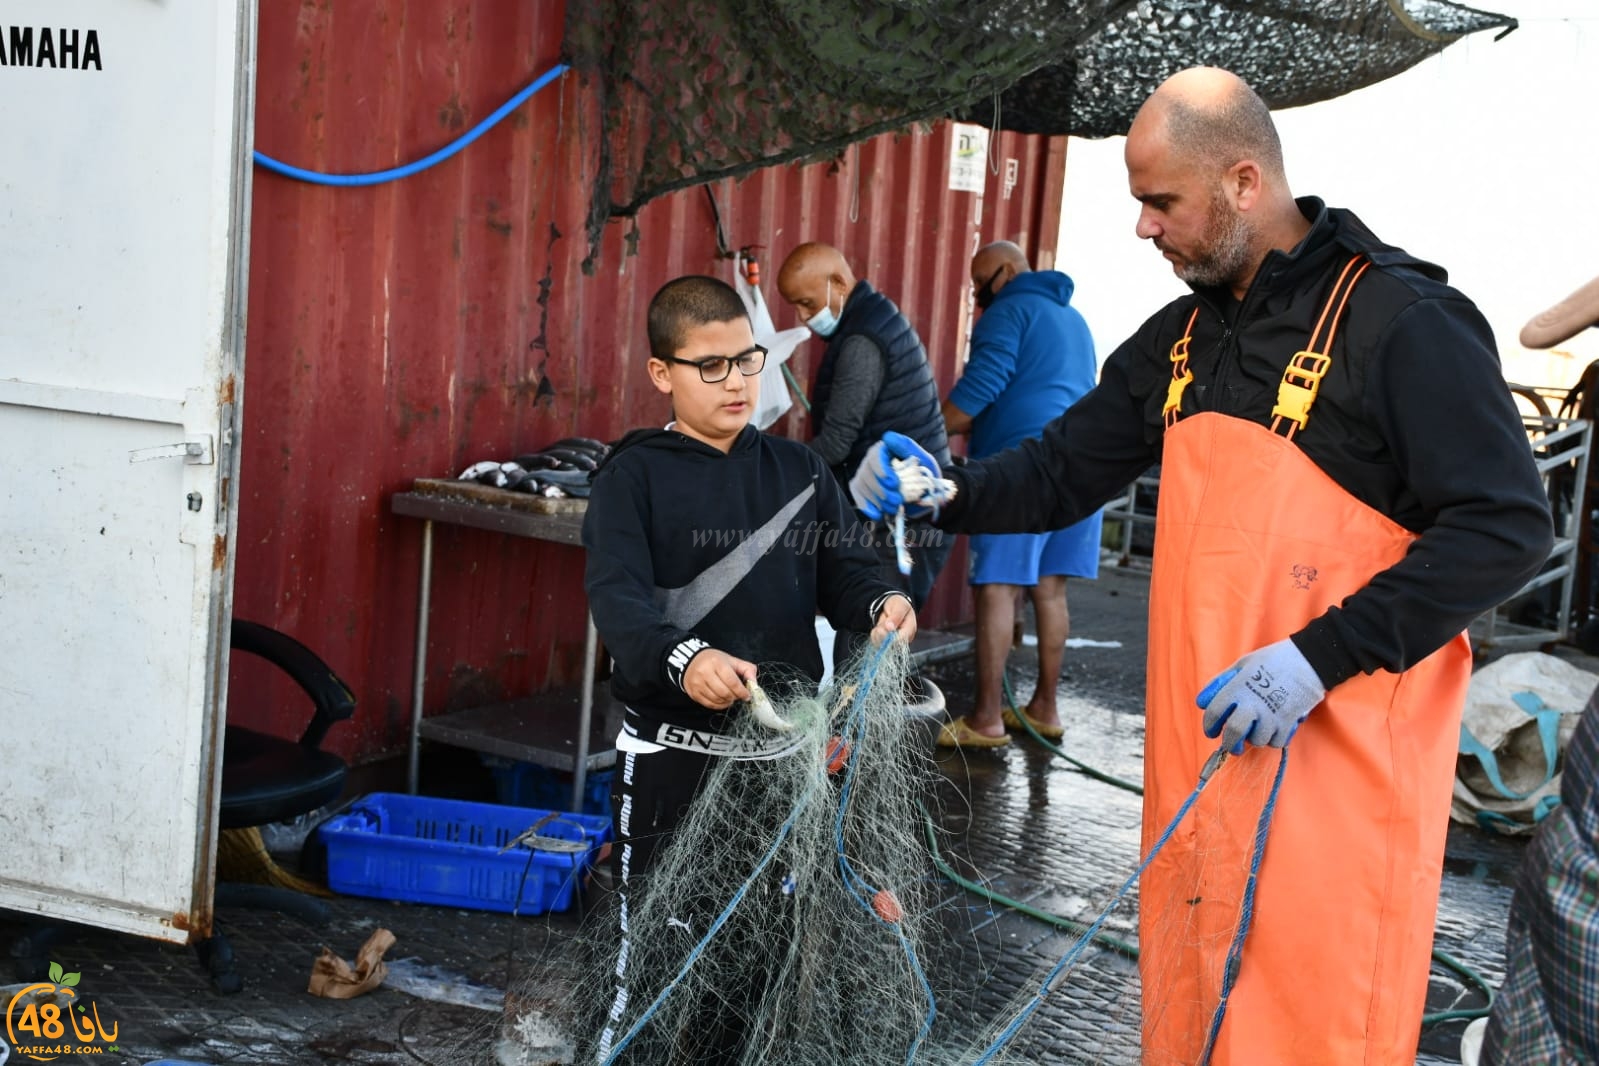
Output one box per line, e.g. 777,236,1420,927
391,491,613,811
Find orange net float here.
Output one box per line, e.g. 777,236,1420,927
825,736,851,775
872,889,903,923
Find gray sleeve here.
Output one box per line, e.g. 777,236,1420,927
809,335,886,468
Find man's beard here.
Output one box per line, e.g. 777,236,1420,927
1175,193,1254,289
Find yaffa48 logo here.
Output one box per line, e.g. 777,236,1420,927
4,962,120,1061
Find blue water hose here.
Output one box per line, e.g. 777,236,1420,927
254,64,567,186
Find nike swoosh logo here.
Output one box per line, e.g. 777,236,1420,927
657,483,815,630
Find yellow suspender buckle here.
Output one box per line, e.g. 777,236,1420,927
1163,308,1200,427
1271,350,1332,432
1164,362,1193,422
1272,256,1371,438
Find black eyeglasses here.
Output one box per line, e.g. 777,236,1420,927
661,345,768,383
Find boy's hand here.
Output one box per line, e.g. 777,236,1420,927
871,594,917,645
683,649,756,709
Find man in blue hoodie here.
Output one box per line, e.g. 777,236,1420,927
937,242,1101,748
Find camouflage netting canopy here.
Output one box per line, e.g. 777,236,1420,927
564,0,1514,231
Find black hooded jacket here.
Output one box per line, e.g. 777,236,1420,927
938,197,1553,688
582,425,896,726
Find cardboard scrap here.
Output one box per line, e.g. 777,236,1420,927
308,928,396,1000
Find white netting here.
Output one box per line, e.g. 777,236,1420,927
892,458,957,513
433,631,1293,1066
500,642,963,1064
890,459,957,574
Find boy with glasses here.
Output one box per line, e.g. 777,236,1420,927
582,274,914,1063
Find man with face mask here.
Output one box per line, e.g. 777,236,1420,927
849,67,1553,1063
936,242,1101,749
776,242,952,613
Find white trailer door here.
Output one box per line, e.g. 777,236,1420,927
0,2,255,942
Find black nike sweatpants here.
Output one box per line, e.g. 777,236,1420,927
600,739,795,1065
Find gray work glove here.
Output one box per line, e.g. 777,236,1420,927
1197,638,1326,753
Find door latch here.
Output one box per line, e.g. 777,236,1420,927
129,435,215,465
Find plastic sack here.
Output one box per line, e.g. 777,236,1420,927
733,250,809,431
1451,651,1596,835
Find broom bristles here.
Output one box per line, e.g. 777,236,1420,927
217,825,334,898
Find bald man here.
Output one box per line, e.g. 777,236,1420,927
851,68,1551,1063
937,242,1101,749
776,242,952,616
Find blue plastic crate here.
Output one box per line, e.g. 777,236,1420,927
481,756,614,817
318,793,610,914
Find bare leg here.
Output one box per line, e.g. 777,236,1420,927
970,582,1019,736
1024,575,1068,729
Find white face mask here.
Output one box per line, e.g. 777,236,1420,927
805,279,840,337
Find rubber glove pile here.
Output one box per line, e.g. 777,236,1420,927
456,436,610,498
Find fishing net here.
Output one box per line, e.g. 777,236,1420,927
494,641,964,1064
563,0,1516,241
459,635,1290,1066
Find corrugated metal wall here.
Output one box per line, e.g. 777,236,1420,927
235,1,1067,761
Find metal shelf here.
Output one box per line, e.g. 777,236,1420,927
392,489,603,810
1478,415,1593,652
416,684,626,773
391,491,583,544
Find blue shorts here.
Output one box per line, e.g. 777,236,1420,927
968,512,1103,586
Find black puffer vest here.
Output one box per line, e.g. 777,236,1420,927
810,280,950,483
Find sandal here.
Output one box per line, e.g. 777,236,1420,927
1001,706,1065,741
936,717,1012,749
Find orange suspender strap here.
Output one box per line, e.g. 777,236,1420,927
1163,306,1201,428
1270,256,1372,440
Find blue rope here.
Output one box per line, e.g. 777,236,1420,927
831,640,937,1062
600,640,1292,1064
254,64,568,186
598,779,810,1065
969,742,1235,1064
1198,728,1295,1064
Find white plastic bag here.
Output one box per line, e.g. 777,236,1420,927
815,614,837,690
1451,651,1596,834
733,251,810,431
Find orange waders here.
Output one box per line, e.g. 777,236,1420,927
1140,259,1472,1064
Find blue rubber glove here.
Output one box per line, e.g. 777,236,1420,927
848,431,945,521
1197,638,1326,753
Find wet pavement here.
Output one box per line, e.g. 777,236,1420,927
0,564,1549,1065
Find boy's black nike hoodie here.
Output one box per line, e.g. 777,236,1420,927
582,424,897,729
